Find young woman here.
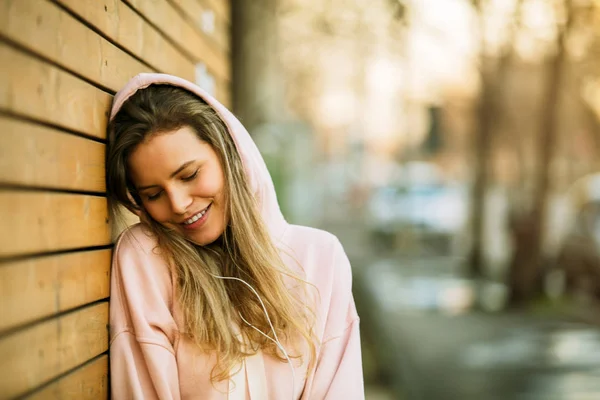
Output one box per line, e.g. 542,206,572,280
107,73,364,399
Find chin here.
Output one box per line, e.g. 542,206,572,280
187,229,222,246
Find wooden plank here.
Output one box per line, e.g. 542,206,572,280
0,0,154,93
202,0,230,24
0,43,111,140
201,0,231,59
0,303,109,399
0,116,106,192
216,78,232,111
125,0,230,83
210,1,231,53
24,355,109,400
0,192,111,258
169,0,230,53
55,0,195,82
0,249,111,333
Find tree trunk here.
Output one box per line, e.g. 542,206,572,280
468,73,494,278
507,0,573,306
468,0,524,278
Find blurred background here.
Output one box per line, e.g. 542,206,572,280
233,0,600,398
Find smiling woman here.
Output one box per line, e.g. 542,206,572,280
105,74,364,400
127,126,227,246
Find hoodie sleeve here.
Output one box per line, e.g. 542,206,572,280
305,237,365,400
109,226,181,400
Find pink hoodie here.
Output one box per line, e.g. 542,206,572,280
108,73,364,399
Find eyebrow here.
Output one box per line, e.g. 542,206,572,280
136,160,196,191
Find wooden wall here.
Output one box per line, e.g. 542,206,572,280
0,0,230,398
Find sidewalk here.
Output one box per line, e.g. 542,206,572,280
320,215,600,399
354,259,600,400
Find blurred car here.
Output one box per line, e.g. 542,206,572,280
367,182,468,254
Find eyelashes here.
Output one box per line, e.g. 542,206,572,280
147,192,161,201
182,169,199,181
145,169,199,201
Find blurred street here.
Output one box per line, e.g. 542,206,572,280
325,217,600,400
232,1,600,398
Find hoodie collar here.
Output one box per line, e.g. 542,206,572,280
110,73,288,241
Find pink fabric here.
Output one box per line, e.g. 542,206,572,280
109,73,364,399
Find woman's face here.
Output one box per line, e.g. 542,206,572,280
128,125,227,246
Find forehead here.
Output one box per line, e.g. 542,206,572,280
127,126,216,181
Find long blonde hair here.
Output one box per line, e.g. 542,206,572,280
107,85,315,382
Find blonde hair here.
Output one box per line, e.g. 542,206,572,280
107,85,315,382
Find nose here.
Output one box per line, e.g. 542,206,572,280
167,189,192,215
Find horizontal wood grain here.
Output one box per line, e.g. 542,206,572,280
0,249,111,333
24,355,109,400
0,0,153,93
0,116,106,192
55,0,195,81
0,43,111,140
0,191,111,258
0,303,109,399
125,0,230,83
169,0,230,52
203,0,230,24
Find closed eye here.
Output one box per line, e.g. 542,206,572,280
146,191,162,201
182,169,199,182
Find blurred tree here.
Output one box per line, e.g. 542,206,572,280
423,106,444,154
508,0,575,306
468,0,525,279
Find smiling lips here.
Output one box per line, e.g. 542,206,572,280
181,203,211,228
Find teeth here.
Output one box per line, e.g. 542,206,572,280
183,209,207,225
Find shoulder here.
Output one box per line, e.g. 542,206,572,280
110,224,178,342
282,225,358,338
281,224,350,284
283,224,341,252
112,223,172,294
114,223,159,257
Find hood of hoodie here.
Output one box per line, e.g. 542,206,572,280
109,73,287,240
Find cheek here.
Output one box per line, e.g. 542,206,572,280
201,176,228,221
143,201,170,222
194,173,225,199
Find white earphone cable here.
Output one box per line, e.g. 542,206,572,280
210,273,296,399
